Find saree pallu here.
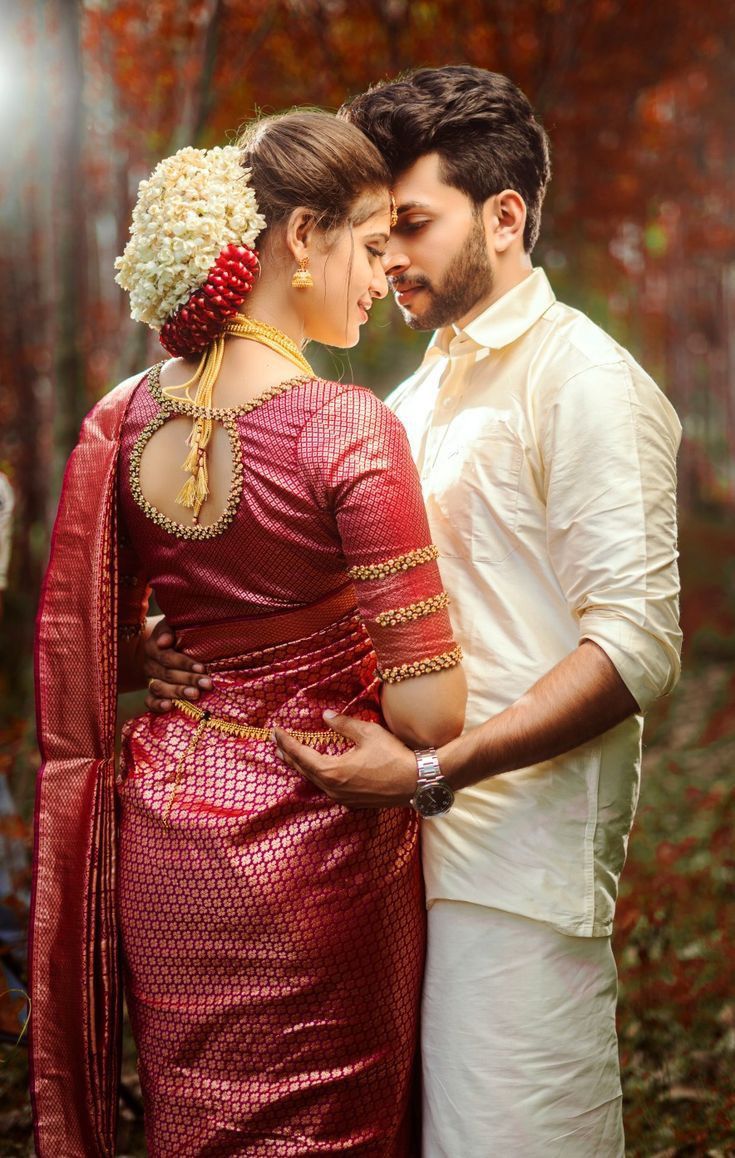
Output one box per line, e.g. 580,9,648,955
31,375,143,1156
118,608,423,1156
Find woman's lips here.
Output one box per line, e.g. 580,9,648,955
357,304,369,324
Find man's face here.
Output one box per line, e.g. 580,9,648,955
385,153,495,331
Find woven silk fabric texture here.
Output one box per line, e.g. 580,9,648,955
114,371,459,1155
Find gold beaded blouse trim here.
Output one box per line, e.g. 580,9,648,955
129,362,311,541
374,591,450,627
348,543,440,582
148,359,313,419
378,644,463,684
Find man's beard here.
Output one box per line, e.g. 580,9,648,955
394,214,494,331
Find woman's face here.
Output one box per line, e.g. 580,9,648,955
301,194,391,349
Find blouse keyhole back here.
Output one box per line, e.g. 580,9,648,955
137,352,309,529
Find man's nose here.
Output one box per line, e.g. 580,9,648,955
382,245,410,281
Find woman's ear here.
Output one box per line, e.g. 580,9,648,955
485,190,527,254
285,207,317,264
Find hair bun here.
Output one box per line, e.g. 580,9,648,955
114,146,266,341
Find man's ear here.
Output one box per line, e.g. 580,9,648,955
285,207,317,264
484,190,527,254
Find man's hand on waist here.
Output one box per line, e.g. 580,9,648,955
274,712,417,809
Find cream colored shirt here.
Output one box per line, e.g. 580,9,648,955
388,268,682,936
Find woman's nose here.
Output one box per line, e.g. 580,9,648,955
370,263,389,300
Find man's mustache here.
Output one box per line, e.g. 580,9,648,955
389,274,432,292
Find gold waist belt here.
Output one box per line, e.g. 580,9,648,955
172,697,343,745
164,698,349,829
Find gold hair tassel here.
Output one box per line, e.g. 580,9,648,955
163,338,225,522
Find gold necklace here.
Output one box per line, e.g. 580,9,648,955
223,316,314,376
159,318,314,522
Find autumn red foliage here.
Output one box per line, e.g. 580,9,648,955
0,2,734,1152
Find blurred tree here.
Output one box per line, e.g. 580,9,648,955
0,0,733,684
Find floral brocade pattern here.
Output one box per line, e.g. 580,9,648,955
118,617,423,1155
115,371,458,1153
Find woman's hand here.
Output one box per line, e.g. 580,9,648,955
143,617,212,713
274,711,418,808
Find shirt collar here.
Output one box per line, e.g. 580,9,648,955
427,267,555,358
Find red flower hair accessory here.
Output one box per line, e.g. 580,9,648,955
159,244,260,357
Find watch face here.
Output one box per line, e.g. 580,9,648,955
416,781,454,818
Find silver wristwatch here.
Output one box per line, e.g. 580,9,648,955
410,747,454,818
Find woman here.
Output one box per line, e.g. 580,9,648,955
32,111,465,1156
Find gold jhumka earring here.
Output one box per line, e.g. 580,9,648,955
390,194,398,228
291,256,314,289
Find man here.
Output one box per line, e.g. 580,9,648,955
146,68,681,1155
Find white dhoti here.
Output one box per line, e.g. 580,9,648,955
422,901,624,1157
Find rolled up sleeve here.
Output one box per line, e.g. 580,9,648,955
542,360,682,711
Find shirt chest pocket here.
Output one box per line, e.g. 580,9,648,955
429,421,525,565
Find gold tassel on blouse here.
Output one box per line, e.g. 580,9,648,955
159,317,314,523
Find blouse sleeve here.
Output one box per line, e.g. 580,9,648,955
298,386,461,682
117,517,151,642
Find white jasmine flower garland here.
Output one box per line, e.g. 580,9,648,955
114,145,267,330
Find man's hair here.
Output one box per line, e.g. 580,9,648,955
341,66,551,253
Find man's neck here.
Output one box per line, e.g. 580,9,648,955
454,257,534,331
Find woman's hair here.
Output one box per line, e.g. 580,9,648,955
341,66,551,253
237,110,391,237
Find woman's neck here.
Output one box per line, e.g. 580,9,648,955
243,281,305,349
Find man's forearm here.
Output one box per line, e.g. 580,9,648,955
438,639,640,791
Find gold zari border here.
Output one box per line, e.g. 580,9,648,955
148,359,312,419
375,591,450,627
130,362,313,541
348,544,439,582
378,644,463,684
129,406,244,540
